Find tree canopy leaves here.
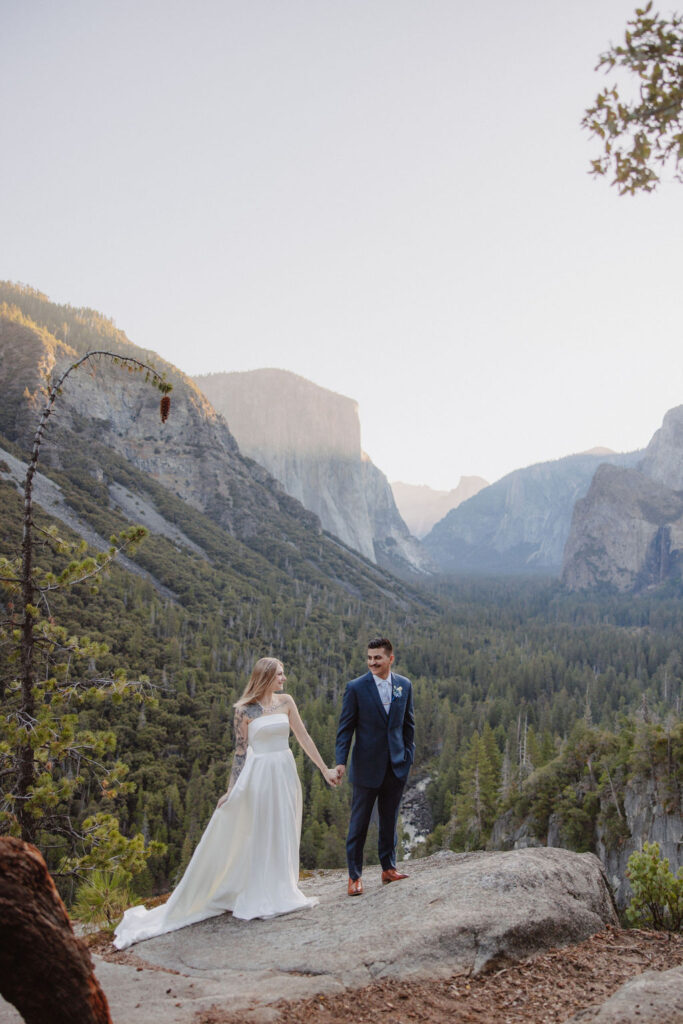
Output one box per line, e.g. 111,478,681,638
583,3,683,193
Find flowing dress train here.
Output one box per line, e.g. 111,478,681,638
113,714,316,949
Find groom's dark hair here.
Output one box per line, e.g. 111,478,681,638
368,637,393,654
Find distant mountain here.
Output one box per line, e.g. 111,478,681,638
581,447,617,457
423,449,642,574
563,407,683,591
194,369,432,577
0,282,421,609
392,478,488,538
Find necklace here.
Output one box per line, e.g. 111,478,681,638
257,698,284,713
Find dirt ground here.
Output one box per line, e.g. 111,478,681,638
194,927,683,1024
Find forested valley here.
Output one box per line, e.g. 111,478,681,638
0,285,680,912
1,462,680,904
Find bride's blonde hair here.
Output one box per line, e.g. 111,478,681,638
234,657,284,708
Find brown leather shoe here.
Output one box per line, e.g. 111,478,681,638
381,867,408,884
347,877,363,896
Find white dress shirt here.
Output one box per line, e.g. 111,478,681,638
372,672,392,714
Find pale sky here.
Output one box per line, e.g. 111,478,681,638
2,1,682,489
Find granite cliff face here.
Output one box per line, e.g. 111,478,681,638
194,369,431,576
391,477,488,538
563,407,683,591
595,775,683,909
423,450,641,574
640,406,683,490
490,774,682,911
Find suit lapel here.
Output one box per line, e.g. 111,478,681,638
388,674,402,724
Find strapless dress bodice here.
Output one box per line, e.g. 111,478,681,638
248,713,291,754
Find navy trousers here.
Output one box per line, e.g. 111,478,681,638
346,763,406,880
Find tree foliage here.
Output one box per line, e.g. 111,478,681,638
583,2,683,193
626,840,683,930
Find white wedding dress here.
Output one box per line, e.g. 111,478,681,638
113,713,317,949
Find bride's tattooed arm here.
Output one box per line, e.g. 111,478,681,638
222,704,262,800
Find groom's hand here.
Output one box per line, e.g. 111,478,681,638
335,765,346,782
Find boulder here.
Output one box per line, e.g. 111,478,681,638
566,965,683,1023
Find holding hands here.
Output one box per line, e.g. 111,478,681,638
323,767,341,787
321,765,346,787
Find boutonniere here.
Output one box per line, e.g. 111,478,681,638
392,685,403,700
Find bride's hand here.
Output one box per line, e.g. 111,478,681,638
322,767,339,787
216,792,229,808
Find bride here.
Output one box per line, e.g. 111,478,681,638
113,657,339,949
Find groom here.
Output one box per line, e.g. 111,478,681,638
335,637,415,896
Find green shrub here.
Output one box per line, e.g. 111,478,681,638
72,867,132,931
626,841,683,931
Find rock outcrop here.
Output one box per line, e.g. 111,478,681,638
489,775,682,911
595,777,683,909
566,966,683,1024
391,477,488,538
640,405,683,491
194,369,431,576
563,406,683,591
424,451,641,574
0,838,111,1024
0,848,615,1024
131,847,617,984
562,464,683,591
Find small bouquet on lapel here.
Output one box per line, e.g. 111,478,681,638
392,684,403,700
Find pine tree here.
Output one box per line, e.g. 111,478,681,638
450,731,500,850
0,349,171,888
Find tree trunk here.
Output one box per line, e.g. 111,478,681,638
0,837,112,1024
16,394,51,842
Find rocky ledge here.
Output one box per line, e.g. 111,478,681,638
0,848,618,1024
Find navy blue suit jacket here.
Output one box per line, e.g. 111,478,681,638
335,671,415,788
